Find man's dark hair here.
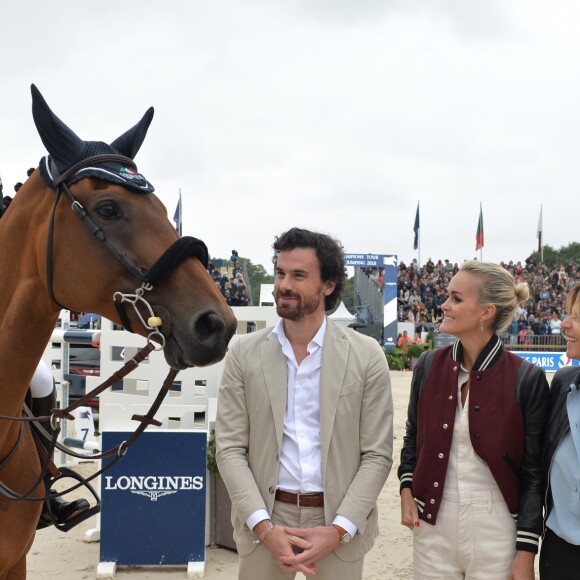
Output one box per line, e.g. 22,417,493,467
272,227,346,311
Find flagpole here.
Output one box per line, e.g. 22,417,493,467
538,204,544,263
540,203,543,263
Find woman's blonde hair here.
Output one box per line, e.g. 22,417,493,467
459,261,529,333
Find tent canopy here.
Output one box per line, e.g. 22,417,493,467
328,302,356,326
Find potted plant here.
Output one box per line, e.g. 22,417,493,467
384,347,406,371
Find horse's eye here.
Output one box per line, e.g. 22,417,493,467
95,202,121,220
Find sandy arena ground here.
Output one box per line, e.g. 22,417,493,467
27,371,541,579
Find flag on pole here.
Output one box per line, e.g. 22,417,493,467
475,204,484,251
537,205,543,254
173,189,182,237
413,202,420,250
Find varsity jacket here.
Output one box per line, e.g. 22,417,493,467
398,335,549,553
542,366,580,527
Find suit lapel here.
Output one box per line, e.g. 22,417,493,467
319,321,349,476
261,333,288,450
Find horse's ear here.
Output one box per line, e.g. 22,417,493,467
110,108,154,160
31,84,84,173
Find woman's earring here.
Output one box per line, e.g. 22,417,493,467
480,322,484,333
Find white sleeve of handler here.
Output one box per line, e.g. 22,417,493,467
29,359,55,398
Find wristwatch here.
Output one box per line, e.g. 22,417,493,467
332,524,352,544
253,521,275,544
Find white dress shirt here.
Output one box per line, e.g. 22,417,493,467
275,317,325,493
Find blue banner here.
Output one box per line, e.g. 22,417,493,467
512,351,580,372
100,431,207,566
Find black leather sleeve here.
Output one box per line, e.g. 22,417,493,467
397,350,432,492
515,362,550,553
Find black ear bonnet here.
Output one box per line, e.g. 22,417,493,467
31,84,154,193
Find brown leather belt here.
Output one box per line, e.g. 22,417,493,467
275,490,324,507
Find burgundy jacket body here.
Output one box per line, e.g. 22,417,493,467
413,349,524,521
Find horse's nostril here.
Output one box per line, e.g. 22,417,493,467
194,312,226,345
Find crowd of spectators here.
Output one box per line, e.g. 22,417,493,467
209,260,250,307
397,256,579,343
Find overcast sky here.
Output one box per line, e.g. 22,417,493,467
1,0,579,274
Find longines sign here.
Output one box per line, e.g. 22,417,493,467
104,475,204,500
100,431,207,566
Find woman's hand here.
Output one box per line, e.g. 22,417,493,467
400,488,419,530
508,550,535,580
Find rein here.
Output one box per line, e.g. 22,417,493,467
0,342,179,502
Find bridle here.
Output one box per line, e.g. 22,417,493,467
0,155,212,506
47,153,209,343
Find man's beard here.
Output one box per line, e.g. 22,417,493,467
275,291,321,321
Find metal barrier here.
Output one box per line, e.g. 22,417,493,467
501,334,566,350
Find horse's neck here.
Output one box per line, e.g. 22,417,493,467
0,177,60,416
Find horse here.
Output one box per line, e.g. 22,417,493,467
0,85,237,579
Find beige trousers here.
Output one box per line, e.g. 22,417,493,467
238,500,364,580
413,488,517,580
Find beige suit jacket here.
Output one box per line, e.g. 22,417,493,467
215,319,393,561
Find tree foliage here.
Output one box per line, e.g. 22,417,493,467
243,258,274,305
530,242,580,269
342,276,355,313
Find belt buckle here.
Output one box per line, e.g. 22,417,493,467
296,493,304,507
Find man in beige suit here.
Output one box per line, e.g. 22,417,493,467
216,228,393,579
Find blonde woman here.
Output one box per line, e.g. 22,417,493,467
399,261,549,579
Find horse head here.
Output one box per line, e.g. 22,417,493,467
25,85,236,369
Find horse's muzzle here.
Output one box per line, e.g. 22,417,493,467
163,310,236,369
193,310,237,364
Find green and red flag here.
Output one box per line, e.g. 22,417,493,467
475,204,484,251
